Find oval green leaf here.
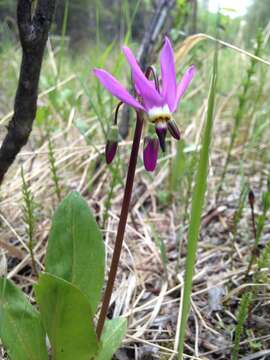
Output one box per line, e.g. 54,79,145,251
96,318,127,360
0,277,48,360
35,273,99,360
45,191,105,313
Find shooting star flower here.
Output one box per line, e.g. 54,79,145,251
94,37,195,171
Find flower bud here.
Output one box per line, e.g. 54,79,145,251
167,119,181,140
248,189,255,208
105,125,118,164
143,135,159,172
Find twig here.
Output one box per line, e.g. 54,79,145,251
137,0,175,71
0,0,56,184
241,349,270,360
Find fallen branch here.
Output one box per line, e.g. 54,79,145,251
138,0,176,71
0,0,56,184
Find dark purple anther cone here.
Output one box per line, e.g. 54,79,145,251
143,136,159,172
167,119,181,140
155,125,167,152
105,140,118,164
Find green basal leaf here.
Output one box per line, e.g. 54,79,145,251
96,318,127,360
0,277,48,360
35,273,99,360
45,191,105,313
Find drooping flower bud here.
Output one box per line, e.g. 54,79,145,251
143,135,159,172
105,125,118,164
167,119,181,140
155,122,167,152
248,189,255,208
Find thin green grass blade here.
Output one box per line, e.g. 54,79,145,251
177,50,218,359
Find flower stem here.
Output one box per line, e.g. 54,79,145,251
96,112,143,339
245,190,257,278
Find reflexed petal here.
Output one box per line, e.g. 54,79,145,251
155,122,167,152
122,46,163,110
167,119,181,140
173,65,196,112
105,140,118,164
93,68,144,111
160,37,177,112
143,136,159,172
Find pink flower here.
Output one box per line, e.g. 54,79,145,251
93,37,195,171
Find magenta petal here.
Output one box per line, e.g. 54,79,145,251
155,123,167,152
167,119,181,140
173,65,196,112
160,37,177,112
105,140,118,164
93,68,144,111
143,137,159,172
122,46,163,110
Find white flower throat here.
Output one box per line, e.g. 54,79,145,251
147,105,172,124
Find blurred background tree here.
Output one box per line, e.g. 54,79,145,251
245,0,270,43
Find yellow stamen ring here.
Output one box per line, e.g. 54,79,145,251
150,115,171,123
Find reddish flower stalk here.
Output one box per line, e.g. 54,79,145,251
96,112,143,339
